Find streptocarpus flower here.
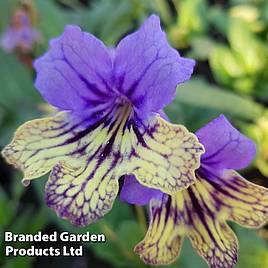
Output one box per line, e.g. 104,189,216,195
121,115,268,268
0,10,41,53
1,15,204,226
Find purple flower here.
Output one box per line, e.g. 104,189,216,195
1,10,41,53
121,115,268,268
2,15,204,226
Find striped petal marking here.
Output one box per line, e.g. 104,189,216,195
135,169,268,268
2,103,204,226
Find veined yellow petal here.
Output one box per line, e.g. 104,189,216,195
136,169,268,267
136,188,238,268
188,220,238,268
2,109,204,194
135,195,184,265
123,115,205,194
202,170,268,228
1,112,81,182
46,160,119,226
2,103,204,225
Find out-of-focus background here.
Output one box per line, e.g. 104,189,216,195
0,0,268,267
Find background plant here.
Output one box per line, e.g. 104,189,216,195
0,0,267,267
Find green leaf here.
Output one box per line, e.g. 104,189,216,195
81,0,154,46
170,0,208,47
81,0,135,46
209,45,233,86
235,226,268,268
93,220,147,268
209,44,243,86
262,0,268,24
0,0,19,31
243,110,268,176
0,49,42,147
188,36,215,60
117,220,145,256
165,102,219,132
154,0,172,25
0,185,15,228
166,79,264,125
35,0,67,42
0,207,48,262
2,256,34,268
179,239,207,268
8,207,48,235
0,106,4,131
209,6,229,35
0,105,41,147
228,19,267,74
0,49,40,109
178,0,209,35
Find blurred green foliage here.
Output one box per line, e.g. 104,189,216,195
0,0,268,267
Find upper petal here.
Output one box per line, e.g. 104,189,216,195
196,114,256,170
120,175,162,205
34,25,114,118
114,15,195,118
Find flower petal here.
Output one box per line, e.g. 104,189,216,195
120,175,162,205
45,160,119,226
1,103,130,185
114,15,195,119
2,104,130,225
202,169,268,228
2,109,203,194
135,195,183,265
136,166,268,267
123,115,204,194
1,112,81,184
188,220,238,268
183,183,237,268
136,189,239,268
196,114,256,170
34,25,114,119
2,104,203,224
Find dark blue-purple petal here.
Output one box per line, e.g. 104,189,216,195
196,114,256,170
114,15,195,118
120,175,163,205
34,25,115,118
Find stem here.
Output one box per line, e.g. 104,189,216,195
134,205,147,234
100,223,135,261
